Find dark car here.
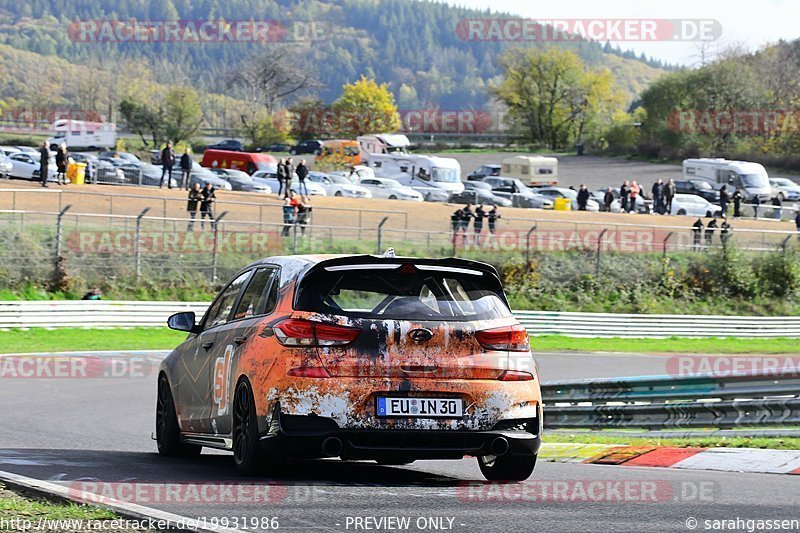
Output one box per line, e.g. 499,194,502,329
467,164,501,181
674,180,720,202
290,140,322,155
449,181,512,207
206,139,244,152
158,254,542,480
259,143,292,153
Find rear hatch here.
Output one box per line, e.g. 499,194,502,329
281,258,532,381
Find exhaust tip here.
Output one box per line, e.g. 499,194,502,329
321,436,343,457
489,436,510,456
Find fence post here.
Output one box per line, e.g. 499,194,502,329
211,211,228,283
135,207,151,282
376,217,389,255
525,224,537,263
780,235,792,255
292,217,299,255
55,205,72,264
662,231,674,259
162,198,167,218
595,228,607,277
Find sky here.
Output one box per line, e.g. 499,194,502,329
441,0,799,66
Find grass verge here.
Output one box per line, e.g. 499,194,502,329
0,483,117,525
0,329,795,354
546,433,800,450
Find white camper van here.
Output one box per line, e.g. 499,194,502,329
682,158,772,202
367,153,464,201
357,134,410,162
47,120,117,151
502,155,558,186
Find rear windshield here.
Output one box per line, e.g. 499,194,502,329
295,265,511,321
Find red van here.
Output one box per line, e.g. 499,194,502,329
201,149,277,175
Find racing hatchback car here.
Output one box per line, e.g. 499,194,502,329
157,254,541,481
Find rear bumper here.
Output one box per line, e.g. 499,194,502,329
259,412,542,460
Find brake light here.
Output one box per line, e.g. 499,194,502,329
498,370,534,381
287,366,331,378
273,318,360,347
475,325,530,352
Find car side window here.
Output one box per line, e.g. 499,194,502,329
203,271,252,330
231,267,279,320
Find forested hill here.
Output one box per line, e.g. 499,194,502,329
0,0,667,108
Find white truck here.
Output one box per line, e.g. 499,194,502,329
682,158,772,202
367,153,464,201
501,155,558,186
47,120,117,151
357,134,410,162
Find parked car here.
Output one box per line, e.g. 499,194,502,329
482,177,553,209
535,187,600,211
358,177,423,201
259,143,291,153
449,182,512,207
99,151,140,164
670,194,722,217
14,146,38,154
210,168,271,194
0,152,13,178
250,170,327,196
159,255,541,480
118,162,177,188
306,172,372,198
205,139,244,152
98,155,129,167
0,146,21,156
289,140,322,155
188,163,233,191
674,180,720,203
590,190,622,212
201,149,277,175
72,153,126,184
769,178,800,202
466,164,501,181
8,152,56,182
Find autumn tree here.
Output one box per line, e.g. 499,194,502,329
331,76,401,136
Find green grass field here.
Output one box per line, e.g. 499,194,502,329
0,328,795,354
546,433,800,450
0,483,117,525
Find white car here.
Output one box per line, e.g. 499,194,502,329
536,187,600,211
9,152,56,181
0,146,21,157
671,194,722,217
307,172,372,198
251,170,327,196
769,178,800,202
210,168,272,194
358,177,423,201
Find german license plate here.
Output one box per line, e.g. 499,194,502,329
376,397,463,417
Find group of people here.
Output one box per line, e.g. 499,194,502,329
692,215,733,249
39,141,71,187
450,204,501,244
275,157,309,198
185,182,217,231
160,142,193,190
282,191,312,237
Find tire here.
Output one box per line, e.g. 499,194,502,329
290,149,297,155
477,453,537,481
425,193,431,201
677,209,686,216
335,191,342,197
156,375,201,457
705,210,712,218
313,149,321,155
389,195,397,200
232,379,283,475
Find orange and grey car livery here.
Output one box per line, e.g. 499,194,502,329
157,254,541,480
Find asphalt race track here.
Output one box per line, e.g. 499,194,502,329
1,351,797,532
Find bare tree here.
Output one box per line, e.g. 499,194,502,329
232,48,322,115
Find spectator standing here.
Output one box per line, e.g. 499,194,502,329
180,148,192,190
652,179,663,214
719,185,729,216
705,217,717,247
200,182,216,229
296,159,309,196
282,196,296,237
628,180,640,213
692,218,704,250
460,205,473,244
720,215,732,245
576,184,589,211
451,207,463,234
296,196,312,236
160,142,175,189
664,179,676,213
284,158,294,195
772,195,782,219
752,195,761,218
603,187,614,212
487,206,501,235
186,183,202,231
473,205,485,245
56,143,69,185
39,141,50,187
619,181,629,212
276,158,286,198
733,188,743,217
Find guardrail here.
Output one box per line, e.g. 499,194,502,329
542,372,800,430
0,301,798,337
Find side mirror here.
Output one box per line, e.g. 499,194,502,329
168,311,197,333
